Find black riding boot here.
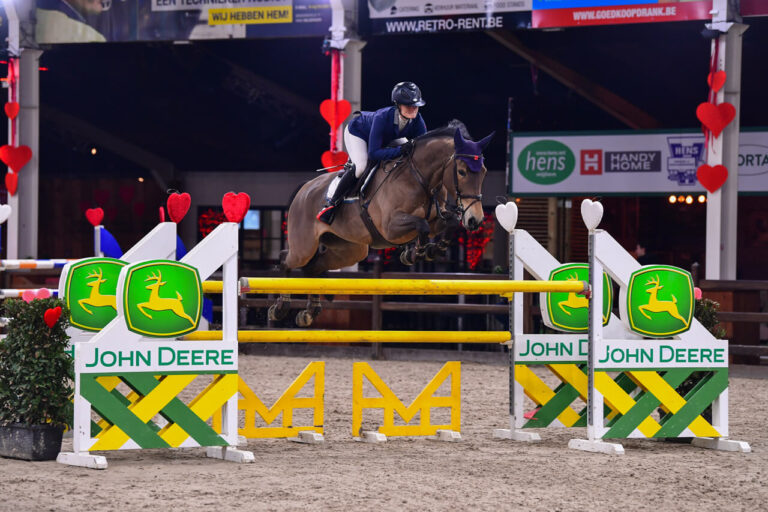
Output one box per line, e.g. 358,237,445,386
317,164,358,225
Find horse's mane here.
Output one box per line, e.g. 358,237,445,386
416,119,472,142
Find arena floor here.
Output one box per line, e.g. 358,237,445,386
2,353,766,511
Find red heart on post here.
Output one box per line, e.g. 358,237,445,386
707,71,727,93
0,145,32,173
222,192,251,223
319,99,352,131
167,192,191,223
85,207,104,226
696,102,736,138
321,150,348,170
44,306,62,328
697,164,729,193
4,102,19,120
5,172,17,196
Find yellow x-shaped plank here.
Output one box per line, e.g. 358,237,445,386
515,365,581,427
594,372,661,437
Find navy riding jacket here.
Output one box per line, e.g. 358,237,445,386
348,106,427,162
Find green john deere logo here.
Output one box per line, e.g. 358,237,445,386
543,263,611,333
517,140,575,185
625,265,693,338
123,260,202,338
65,258,128,331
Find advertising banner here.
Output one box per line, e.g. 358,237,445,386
741,0,768,17
36,0,331,43
365,0,532,35
509,129,768,195
532,0,712,28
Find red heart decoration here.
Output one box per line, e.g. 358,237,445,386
0,145,32,173
321,150,349,170
44,306,62,328
319,99,352,131
5,172,17,196
21,290,35,303
696,102,736,139
85,207,104,226
4,102,19,120
707,71,727,93
222,192,251,223
697,164,729,193
36,288,51,299
167,192,191,223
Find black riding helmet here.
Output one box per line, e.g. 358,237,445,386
391,81,426,107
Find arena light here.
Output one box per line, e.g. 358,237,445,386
698,195,706,203
90,147,97,155
138,177,145,183
677,195,685,203
668,195,677,204
685,195,693,205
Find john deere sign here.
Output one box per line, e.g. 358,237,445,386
541,263,612,333
621,265,694,338
122,260,202,338
517,140,575,185
65,258,128,331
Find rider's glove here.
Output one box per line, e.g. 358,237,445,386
400,140,415,156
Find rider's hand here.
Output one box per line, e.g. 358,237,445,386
400,140,415,156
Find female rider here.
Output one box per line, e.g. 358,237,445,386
317,81,427,225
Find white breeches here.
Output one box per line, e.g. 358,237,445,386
344,126,368,178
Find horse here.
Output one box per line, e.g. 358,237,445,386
269,121,493,327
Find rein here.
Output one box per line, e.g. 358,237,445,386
408,150,483,224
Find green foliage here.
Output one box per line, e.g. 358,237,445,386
694,298,726,339
0,298,72,427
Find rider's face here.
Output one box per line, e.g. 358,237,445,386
398,104,419,119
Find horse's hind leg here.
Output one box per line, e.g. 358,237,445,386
294,239,368,327
268,250,292,321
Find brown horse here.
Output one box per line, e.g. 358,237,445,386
270,121,493,326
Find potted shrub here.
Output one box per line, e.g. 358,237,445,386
0,297,72,461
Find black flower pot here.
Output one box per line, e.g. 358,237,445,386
0,423,64,461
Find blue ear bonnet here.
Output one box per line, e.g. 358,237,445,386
454,130,494,173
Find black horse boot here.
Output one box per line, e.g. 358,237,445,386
317,163,357,225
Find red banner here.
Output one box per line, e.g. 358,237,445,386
741,0,768,17
533,1,712,28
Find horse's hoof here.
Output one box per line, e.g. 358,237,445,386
400,249,415,266
424,245,436,261
268,304,288,322
296,310,314,327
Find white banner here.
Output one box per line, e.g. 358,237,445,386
514,334,588,363
367,0,530,19
510,130,768,194
595,338,728,369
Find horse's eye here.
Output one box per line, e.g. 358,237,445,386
458,168,467,177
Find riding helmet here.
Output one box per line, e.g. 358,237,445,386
391,82,426,107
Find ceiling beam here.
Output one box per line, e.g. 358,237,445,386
41,105,175,191
486,30,660,130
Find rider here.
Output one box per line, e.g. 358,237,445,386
316,81,428,225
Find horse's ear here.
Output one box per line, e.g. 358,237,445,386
478,131,495,150
454,128,466,148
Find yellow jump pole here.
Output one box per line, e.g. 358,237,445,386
224,277,587,297
183,330,511,344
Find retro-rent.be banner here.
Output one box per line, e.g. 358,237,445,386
532,0,713,28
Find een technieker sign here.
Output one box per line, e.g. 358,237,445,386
509,129,768,195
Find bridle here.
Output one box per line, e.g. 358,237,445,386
407,148,484,224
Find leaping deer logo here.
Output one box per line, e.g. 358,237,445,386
78,268,117,314
137,271,195,325
638,275,687,324
557,273,588,316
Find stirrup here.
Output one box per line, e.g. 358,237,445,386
317,204,336,225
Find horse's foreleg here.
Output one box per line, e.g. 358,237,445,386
390,213,430,266
296,294,323,327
